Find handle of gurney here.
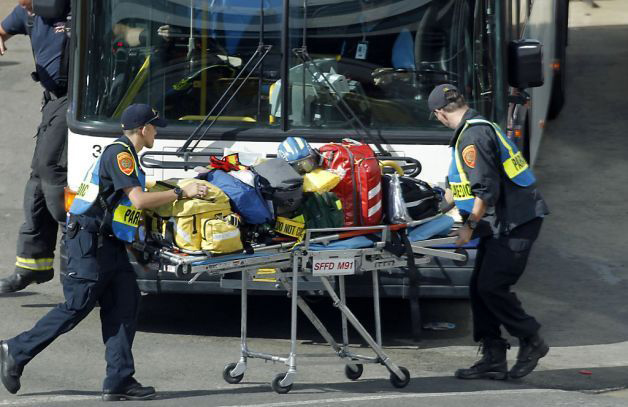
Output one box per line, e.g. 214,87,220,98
335,223,409,240
378,156,422,178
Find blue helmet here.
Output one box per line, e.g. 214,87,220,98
277,137,318,174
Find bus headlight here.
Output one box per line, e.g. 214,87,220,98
64,187,77,213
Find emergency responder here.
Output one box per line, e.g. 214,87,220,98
0,0,70,292
0,104,209,401
428,84,550,380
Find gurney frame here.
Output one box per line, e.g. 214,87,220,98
155,215,466,393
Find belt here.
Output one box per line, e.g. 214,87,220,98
76,224,118,249
43,89,67,103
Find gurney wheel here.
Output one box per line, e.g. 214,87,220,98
271,373,293,394
390,366,410,388
223,363,244,384
175,264,191,278
344,363,364,381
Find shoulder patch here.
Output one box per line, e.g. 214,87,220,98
462,145,476,168
116,152,135,176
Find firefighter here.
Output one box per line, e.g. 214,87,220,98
0,0,70,292
0,104,209,401
428,84,550,380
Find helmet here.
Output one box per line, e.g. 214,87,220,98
277,136,318,174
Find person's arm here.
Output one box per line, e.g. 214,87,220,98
456,196,488,246
123,183,206,210
441,187,456,213
113,23,173,48
0,24,12,55
454,126,500,246
461,127,501,207
1,5,28,56
104,145,207,210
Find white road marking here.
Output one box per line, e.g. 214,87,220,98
214,389,569,407
0,395,95,406
0,389,569,406
4,340,628,406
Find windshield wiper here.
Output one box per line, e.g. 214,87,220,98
178,43,272,154
292,47,391,156
179,0,271,154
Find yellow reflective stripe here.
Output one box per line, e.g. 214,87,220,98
454,123,472,186
503,151,529,178
466,119,529,179
451,123,475,204
253,268,277,283
15,257,54,271
449,181,474,200
113,205,142,227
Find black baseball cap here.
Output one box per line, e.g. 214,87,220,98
121,104,167,130
427,84,460,112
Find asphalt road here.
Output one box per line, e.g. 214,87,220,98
0,0,628,406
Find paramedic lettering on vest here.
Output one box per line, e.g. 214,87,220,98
428,84,550,380
0,104,209,401
0,0,70,293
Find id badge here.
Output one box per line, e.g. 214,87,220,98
355,41,368,60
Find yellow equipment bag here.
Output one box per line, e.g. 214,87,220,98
201,218,243,254
302,168,341,193
146,179,235,252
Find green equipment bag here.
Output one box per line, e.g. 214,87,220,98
301,192,344,229
145,179,241,254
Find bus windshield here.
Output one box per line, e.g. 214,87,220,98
76,0,483,134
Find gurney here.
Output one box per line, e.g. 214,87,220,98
151,214,467,394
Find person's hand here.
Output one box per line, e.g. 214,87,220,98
455,225,472,247
0,36,7,56
182,183,209,199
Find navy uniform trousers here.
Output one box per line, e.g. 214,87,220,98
15,95,68,273
7,219,141,391
470,217,543,342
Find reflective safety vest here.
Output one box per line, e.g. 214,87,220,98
69,141,145,243
448,119,536,214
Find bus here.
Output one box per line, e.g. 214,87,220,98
61,0,568,300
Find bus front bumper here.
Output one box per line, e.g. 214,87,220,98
61,247,474,299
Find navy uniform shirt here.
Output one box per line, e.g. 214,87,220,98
449,109,549,236
84,136,143,229
1,5,67,93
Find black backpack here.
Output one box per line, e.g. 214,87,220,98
252,158,304,218
383,175,441,222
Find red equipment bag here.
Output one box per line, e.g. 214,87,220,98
319,140,383,226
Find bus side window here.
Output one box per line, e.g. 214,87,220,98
512,0,520,39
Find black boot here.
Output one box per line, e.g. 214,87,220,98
509,333,549,379
102,381,156,401
0,341,22,394
0,268,54,294
455,338,509,380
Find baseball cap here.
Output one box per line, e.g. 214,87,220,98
121,104,168,130
427,84,460,112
